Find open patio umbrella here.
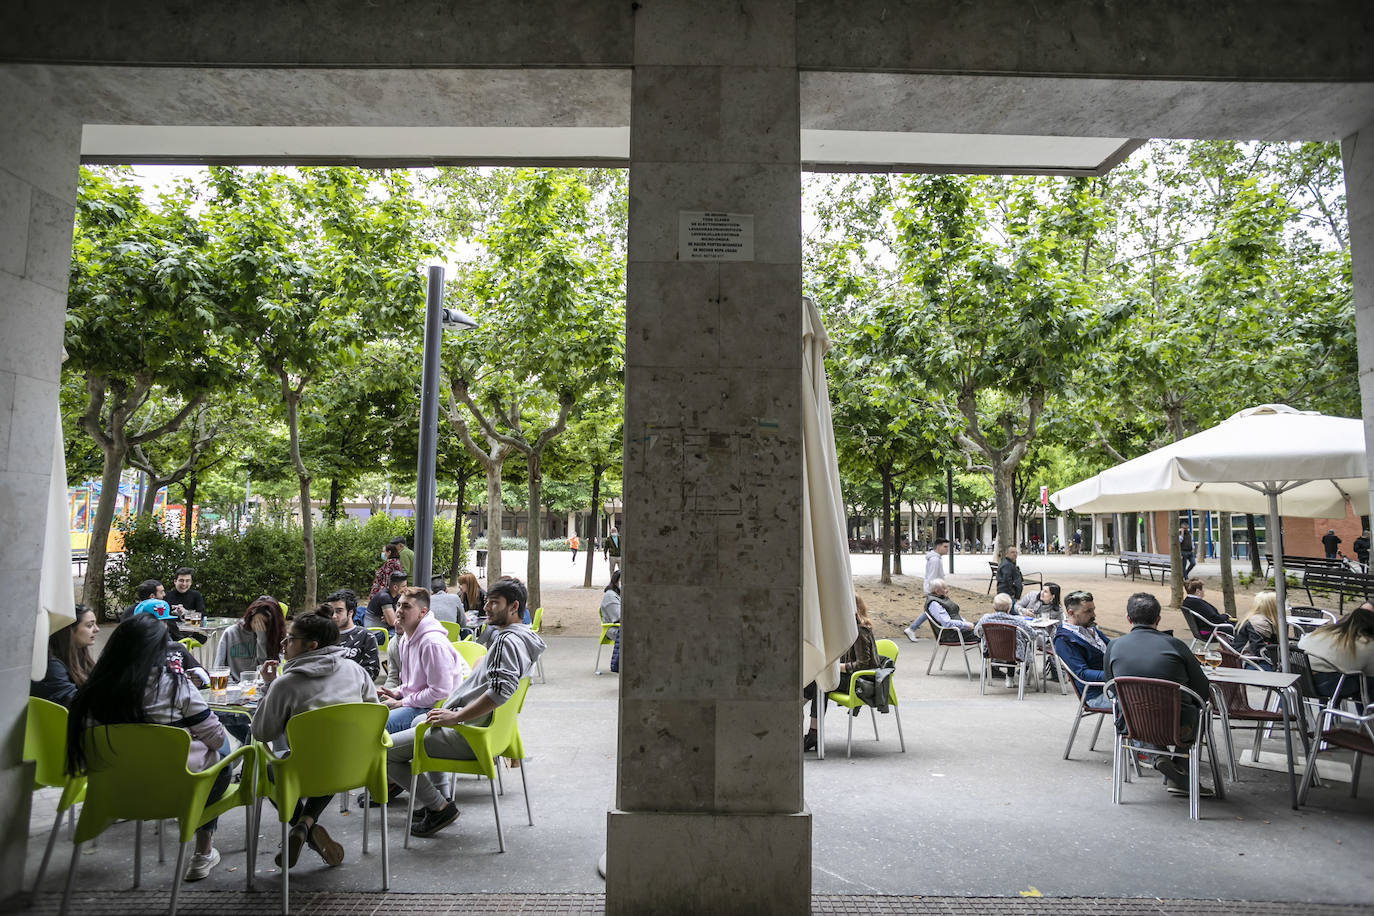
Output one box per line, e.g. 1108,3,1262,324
1051,405,1370,673
801,297,858,692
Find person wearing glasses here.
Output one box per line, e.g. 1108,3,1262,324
252,612,377,870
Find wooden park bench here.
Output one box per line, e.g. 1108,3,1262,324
985,561,1044,596
1263,553,1344,579
1300,567,1374,613
1105,550,1172,583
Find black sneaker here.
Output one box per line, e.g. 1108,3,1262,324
412,798,453,820
410,803,460,838
1153,758,1188,787
358,784,406,808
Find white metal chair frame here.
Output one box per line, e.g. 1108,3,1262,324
1055,654,1109,759
1298,701,1374,804
924,620,978,681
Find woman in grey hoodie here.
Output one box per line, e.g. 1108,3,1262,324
251,612,377,869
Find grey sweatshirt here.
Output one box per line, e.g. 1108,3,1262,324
442,623,545,713
214,625,273,683
251,645,378,742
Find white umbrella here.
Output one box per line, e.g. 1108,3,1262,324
801,297,857,692
1051,405,1370,673
33,412,77,678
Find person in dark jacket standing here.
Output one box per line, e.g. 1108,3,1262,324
1179,525,1197,578
996,546,1024,600
1354,530,1371,570
1322,528,1341,559
1103,592,1214,797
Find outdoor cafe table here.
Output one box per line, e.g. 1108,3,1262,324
1027,617,1059,693
183,616,237,665
1204,666,1302,809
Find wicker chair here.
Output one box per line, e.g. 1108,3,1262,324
924,618,978,681
978,622,1032,699
1108,676,1224,820
1182,606,1233,653
1210,640,1290,780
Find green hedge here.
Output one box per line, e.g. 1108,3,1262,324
107,514,467,618
472,536,576,552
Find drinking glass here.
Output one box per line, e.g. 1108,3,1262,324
209,667,231,693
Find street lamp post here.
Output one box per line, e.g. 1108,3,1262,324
414,265,477,589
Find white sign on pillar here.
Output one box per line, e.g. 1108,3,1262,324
678,211,755,261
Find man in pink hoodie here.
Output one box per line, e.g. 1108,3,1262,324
378,587,464,734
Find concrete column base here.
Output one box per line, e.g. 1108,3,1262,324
605,808,811,915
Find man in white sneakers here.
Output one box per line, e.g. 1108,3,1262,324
903,537,949,641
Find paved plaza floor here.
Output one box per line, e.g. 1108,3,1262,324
20,617,1374,913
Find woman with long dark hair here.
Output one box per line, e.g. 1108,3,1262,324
457,571,486,626
32,604,99,707
214,596,286,684
1299,603,1374,702
66,613,231,882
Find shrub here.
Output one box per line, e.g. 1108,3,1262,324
108,512,469,618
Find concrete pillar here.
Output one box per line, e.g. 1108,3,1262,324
0,69,81,896
1345,127,1374,518
606,2,808,912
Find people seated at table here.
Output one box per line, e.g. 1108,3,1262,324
1015,582,1062,620
321,592,380,680
1053,590,1109,707
251,611,376,869
67,613,231,881
214,596,288,744
385,577,546,838
920,579,974,636
165,567,207,621
429,576,464,626
802,594,877,752
376,587,467,734
1103,592,1214,797
1181,578,1231,637
975,593,1037,673
1298,603,1374,703
365,570,406,634
121,579,165,619
1233,591,1284,663
31,604,98,707
996,546,1024,600
456,572,486,627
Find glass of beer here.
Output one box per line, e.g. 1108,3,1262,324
209,668,231,694
1204,652,1223,669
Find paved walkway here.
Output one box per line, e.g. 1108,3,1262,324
20,572,1373,911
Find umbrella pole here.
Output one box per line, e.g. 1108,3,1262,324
1267,489,1292,674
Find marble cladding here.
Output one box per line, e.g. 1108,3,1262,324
0,77,80,895
605,808,811,915
1345,129,1374,512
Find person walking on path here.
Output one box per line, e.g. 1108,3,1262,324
902,538,949,640
1179,525,1197,578
569,533,580,563
605,527,622,576
1322,528,1342,560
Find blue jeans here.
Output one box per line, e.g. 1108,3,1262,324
386,705,426,734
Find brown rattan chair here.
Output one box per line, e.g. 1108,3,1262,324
1298,702,1374,805
1055,653,1110,759
925,618,977,681
1210,640,1290,780
1107,676,1224,820
978,622,1032,699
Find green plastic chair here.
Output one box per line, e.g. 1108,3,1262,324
253,702,392,915
366,627,390,655
452,640,488,667
529,607,546,683
24,697,87,894
594,622,619,675
404,677,533,852
818,638,906,760
60,724,257,916
439,620,465,642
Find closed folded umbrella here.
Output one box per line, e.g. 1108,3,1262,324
801,298,857,692
33,413,77,678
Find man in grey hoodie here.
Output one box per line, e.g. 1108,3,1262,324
252,612,378,869
387,578,546,839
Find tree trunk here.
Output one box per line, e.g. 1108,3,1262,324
449,471,472,585
992,461,1016,559
879,471,892,584
183,468,197,551
1168,510,1184,606
584,464,603,588
327,477,341,526
525,449,543,613
485,465,504,582
1219,512,1237,617
1246,514,1262,576
84,443,127,619
891,496,903,576
283,381,317,612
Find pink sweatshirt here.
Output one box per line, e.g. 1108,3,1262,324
397,615,462,709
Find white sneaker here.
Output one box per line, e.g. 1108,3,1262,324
902,626,919,643
184,847,221,882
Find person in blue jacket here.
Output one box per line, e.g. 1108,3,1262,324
1053,590,1110,707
